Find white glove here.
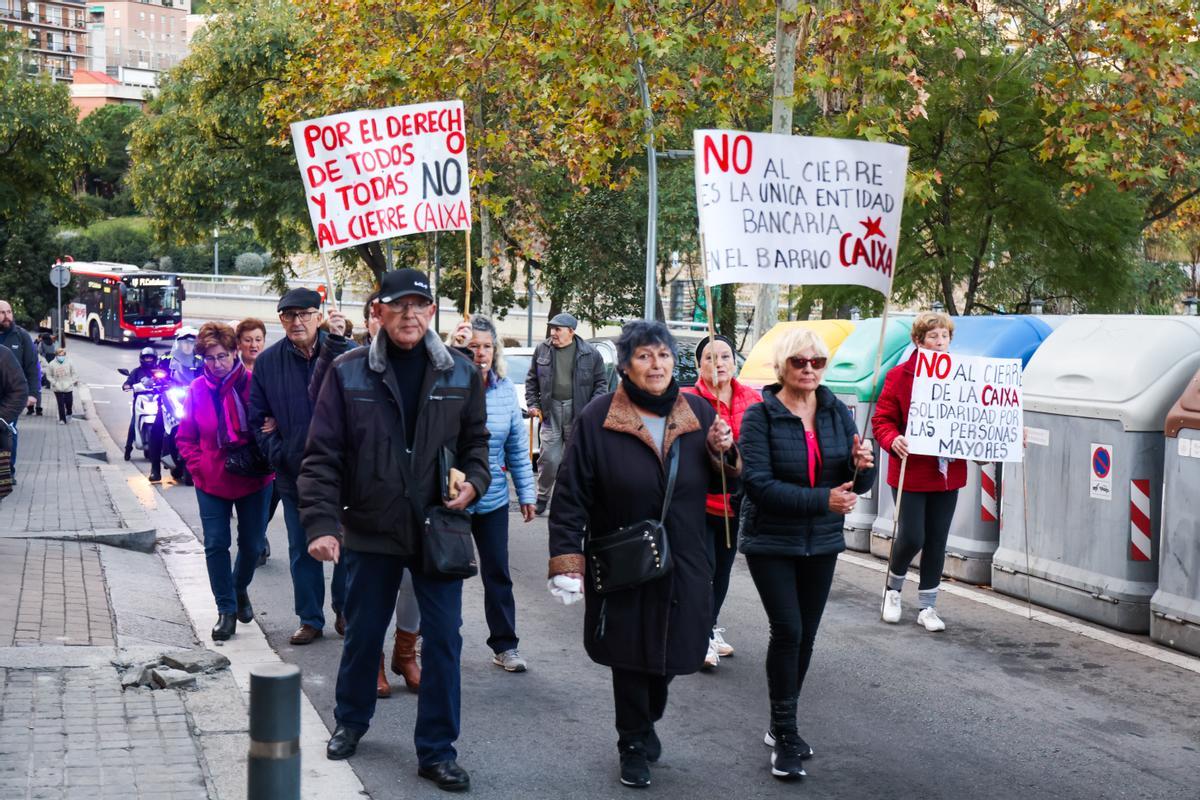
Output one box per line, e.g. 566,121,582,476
547,575,584,606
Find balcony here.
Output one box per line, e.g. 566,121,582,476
0,8,89,32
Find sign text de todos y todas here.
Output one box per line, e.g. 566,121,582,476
290,100,471,253
906,348,1024,463
693,130,909,294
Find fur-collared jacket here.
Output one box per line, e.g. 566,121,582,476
298,329,491,558
548,385,740,676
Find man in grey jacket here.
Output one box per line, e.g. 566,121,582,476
525,312,608,514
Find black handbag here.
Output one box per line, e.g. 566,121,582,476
422,506,478,580
587,439,679,594
224,441,272,477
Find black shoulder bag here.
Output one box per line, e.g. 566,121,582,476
420,446,479,580
587,438,679,594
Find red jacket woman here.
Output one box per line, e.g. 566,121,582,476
870,312,965,633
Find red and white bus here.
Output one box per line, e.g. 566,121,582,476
64,262,185,344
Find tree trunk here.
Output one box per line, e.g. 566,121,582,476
752,0,801,344
473,95,494,316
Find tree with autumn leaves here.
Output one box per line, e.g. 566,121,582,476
129,0,1200,327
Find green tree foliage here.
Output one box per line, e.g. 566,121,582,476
0,33,95,322
80,104,142,198
128,0,309,276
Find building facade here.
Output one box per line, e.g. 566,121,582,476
0,0,89,81
86,0,191,85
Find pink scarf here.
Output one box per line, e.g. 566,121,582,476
202,361,251,450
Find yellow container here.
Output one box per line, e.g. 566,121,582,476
737,320,857,389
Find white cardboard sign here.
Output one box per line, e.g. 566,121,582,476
290,100,471,253
905,348,1024,463
693,130,908,293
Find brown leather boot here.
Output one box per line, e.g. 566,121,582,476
376,653,391,699
390,629,421,692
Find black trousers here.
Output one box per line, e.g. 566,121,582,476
746,553,838,703
611,668,673,747
889,489,958,590
706,512,739,627
53,391,73,422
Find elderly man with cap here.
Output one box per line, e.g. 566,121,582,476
299,268,490,790
248,287,351,645
525,312,607,514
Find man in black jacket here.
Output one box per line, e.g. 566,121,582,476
0,346,26,498
524,312,608,514
248,288,351,645
299,269,490,791
0,300,39,478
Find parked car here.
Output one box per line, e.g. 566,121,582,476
589,336,746,391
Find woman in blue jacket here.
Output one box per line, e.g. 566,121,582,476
455,316,537,673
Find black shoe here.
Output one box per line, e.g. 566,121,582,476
619,743,651,788
124,448,132,462
770,733,808,780
25,408,33,416
418,759,471,791
257,539,270,568
326,726,364,760
35,409,42,416
535,499,548,516
236,593,254,624
211,613,236,641
148,471,162,483
644,729,661,763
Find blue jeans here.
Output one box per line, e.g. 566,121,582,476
471,506,518,653
335,549,463,767
280,492,346,628
195,484,272,615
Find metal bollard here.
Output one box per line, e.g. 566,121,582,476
248,663,301,800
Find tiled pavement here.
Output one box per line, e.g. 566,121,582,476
0,539,115,648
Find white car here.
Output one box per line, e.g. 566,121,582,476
503,346,541,461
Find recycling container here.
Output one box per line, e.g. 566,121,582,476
993,316,1200,633
738,319,856,390
821,315,914,551
867,316,1056,575
1149,368,1200,655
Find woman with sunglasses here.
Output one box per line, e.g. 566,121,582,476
738,327,874,781
871,311,965,632
177,322,274,641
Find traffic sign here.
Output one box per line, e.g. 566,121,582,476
49,264,71,289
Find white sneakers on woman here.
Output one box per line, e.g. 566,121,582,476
881,590,902,623
917,608,946,632
711,627,734,657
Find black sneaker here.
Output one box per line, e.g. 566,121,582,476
770,732,808,780
619,743,650,788
535,499,548,516
148,471,162,483
763,729,814,758
644,728,661,763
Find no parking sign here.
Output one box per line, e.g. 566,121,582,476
1090,443,1113,501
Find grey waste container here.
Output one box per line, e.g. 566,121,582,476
993,316,1200,633
1149,368,1200,655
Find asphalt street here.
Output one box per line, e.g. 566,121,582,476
67,334,1200,800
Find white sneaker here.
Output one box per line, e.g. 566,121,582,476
711,627,734,657
917,608,946,632
703,639,720,669
881,589,902,623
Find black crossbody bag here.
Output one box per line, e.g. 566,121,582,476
587,439,679,594
420,446,478,580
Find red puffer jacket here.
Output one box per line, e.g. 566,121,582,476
683,378,761,516
871,350,967,493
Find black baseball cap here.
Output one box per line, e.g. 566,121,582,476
277,288,322,312
378,269,434,304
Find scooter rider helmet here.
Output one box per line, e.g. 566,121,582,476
175,326,199,340
139,347,157,367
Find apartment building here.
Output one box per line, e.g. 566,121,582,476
86,0,191,84
0,0,89,81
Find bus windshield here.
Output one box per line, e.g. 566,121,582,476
122,282,182,320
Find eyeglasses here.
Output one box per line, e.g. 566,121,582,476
280,310,318,323
787,356,828,370
202,352,232,364
383,299,433,314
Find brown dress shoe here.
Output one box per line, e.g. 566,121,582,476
390,629,421,692
289,624,323,645
334,612,347,637
376,654,391,698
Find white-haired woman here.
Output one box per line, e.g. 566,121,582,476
738,327,875,781
451,317,537,672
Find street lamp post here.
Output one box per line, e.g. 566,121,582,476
627,19,658,321
213,227,220,276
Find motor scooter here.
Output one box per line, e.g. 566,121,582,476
117,367,163,456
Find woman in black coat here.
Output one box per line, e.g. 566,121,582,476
739,327,875,781
548,320,739,790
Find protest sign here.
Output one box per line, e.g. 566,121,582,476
693,130,908,294
906,348,1024,463
290,100,471,253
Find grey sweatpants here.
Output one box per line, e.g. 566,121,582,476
536,398,574,504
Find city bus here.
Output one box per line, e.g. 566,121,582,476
64,262,185,344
